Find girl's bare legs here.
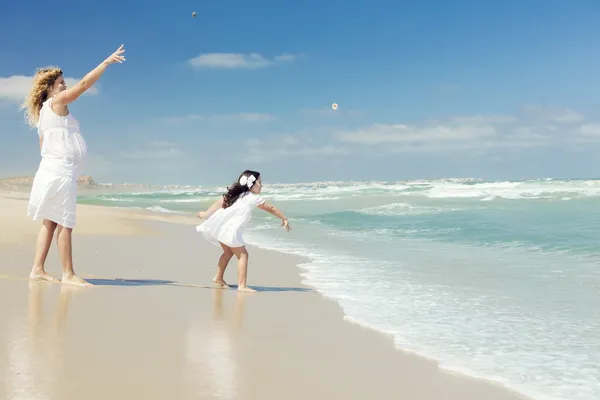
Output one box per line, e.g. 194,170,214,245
230,246,256,293
56,225,90,287
213,243,234,288
29,219,59,282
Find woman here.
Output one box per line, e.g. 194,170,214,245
22,44,126,286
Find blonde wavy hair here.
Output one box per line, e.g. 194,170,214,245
21,66,63,128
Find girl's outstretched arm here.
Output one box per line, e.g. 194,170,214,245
258,202,291,231
197,198,223,219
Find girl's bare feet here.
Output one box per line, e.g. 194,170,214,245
237,285,256,293
29,268,59,283
212,277,230,288
61,274,92,287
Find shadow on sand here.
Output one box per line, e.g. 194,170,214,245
227,284,315,293
85,277,314,293
86,278,178,287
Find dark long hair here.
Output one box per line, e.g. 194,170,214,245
222,170,261,208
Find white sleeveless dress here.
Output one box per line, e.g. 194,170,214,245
27,97,88,228
196,192,265,248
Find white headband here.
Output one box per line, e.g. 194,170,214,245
239,175,256,188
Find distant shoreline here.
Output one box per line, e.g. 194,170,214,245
0,174,489,192
0,175,206,195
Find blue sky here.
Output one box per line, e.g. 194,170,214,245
2,0,600,186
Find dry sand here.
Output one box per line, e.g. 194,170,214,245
0,193,532,400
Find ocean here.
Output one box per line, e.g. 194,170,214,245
79,178,600,400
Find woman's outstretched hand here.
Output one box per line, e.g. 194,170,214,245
103,44,126,65
282,219,291,232
196,211,207,219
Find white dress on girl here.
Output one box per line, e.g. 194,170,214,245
27,96,88,228
196,192,265,248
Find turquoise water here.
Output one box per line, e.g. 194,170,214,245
80,179,600,400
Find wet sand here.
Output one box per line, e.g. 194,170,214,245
0,195,532,400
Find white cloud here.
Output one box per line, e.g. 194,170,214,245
335,105,596,153
120,140,183,160
337,119,500,145
148,140,178,147
86,141,197,181
162,112,275,124
273,54,297,62
580,124,600,136
188,52,299,69
299,107,366,118
0,75,99,104
519,104,585,124
239,133,350,163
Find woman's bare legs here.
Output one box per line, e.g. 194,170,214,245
56,224,90,287
229,246,256,293
213,242,234,288
29,219,59,282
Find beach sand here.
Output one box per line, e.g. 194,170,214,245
0,193,532,400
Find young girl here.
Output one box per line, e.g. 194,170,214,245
196,170,291,292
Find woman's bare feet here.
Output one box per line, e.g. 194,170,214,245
61,274,92,287
29,268,59,283
212,277,230,288
237,285,256,293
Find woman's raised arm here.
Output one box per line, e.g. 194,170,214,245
54,44,126,106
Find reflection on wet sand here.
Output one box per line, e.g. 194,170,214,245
183,289,250,399
3,282,83,400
